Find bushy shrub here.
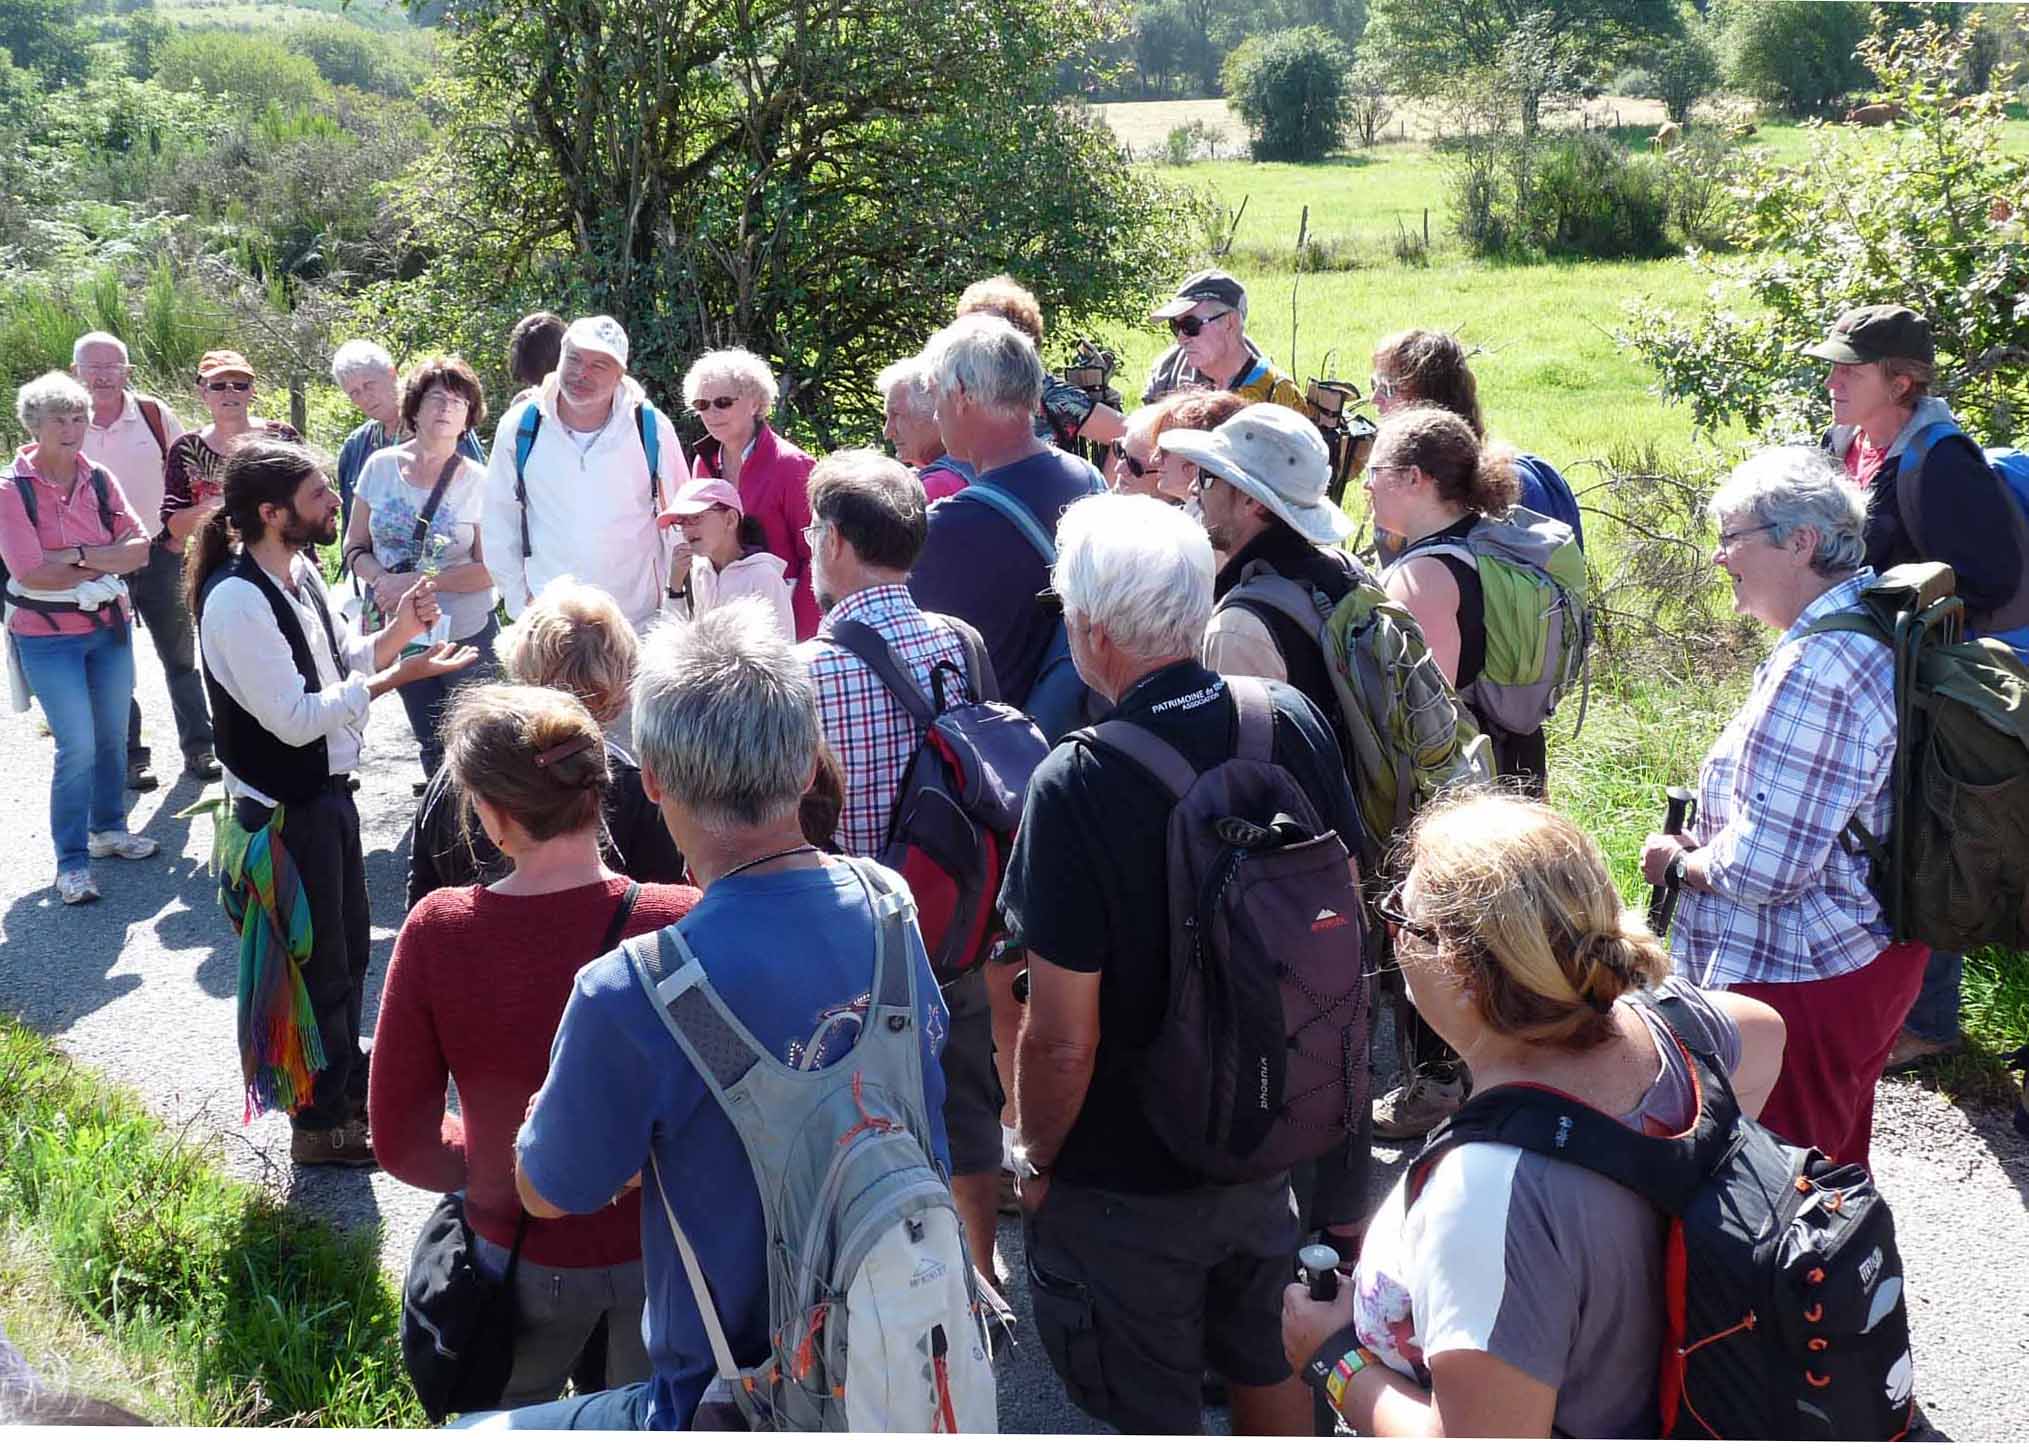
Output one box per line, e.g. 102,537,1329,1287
1610,66,1659,98
1526,133,1670,259
1160,118,1221,165
154,29,333,115
1222,26,1353,163
1719,0,1870,117
1648,14,1722,124
282,18,423,98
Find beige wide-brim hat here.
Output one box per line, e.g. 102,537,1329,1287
1158,403,1351,545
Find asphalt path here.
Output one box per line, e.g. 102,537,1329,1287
1,634,2025,1435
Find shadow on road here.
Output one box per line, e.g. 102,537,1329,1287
1966,1098,2029,1211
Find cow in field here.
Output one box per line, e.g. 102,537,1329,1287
1845,103,1901,127
1651,121,1682,151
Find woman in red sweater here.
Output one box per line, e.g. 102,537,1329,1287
369,683,699,1409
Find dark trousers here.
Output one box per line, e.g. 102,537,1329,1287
236,785,371,1129
126,542,213,763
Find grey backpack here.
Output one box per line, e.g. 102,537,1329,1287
1072,677,1370,1184
627,858,998,1431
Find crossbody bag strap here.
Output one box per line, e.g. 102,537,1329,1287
407,452,465,558
650,1153,744,1385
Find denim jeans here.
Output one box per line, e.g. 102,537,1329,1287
449,1378,657,1431
1902,949,1964,1045
397,614,498,778
15,623,135,873
125,541,213,764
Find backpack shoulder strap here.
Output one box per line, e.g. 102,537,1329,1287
84,466,114,536
823,619,936,724
512,402,543,560
1225,565,1329,638
1894,419,1961,560
137,396,170,459
1074,719,1198,800
958,479,1055,564
931,611,999,704
11,471,40,530
635,399,662,501
1229,674,1275,762
1798,608,1891,647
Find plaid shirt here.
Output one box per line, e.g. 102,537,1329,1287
1673,572,1897,989
801,584,973,857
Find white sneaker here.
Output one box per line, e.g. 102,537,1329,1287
1371,1068,1468,1141
56,869,100,905
87,830,159,861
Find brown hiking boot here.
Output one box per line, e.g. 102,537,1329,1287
291,1116,377,1168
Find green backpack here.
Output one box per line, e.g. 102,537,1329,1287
1222,557,1495,864
1388,506,1592,738
1801,562,2029,953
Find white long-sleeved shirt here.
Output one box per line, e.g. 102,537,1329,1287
198,552,375,807
480,373,688,628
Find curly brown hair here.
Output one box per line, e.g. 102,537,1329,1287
1373,405,1518,517
956,275,1046,346
400,355,487,437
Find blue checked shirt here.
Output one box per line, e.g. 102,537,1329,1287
800,584,974,857
1672,571,1897,989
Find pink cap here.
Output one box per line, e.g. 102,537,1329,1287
665,477,743,518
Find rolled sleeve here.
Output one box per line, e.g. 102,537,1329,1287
199,577,371,748
1701,652,1886,908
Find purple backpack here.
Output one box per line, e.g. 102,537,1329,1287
1074,677,1370,1183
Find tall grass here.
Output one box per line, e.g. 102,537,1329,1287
0,1017,421,1427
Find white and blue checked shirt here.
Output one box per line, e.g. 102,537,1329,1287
1672,571,1897,989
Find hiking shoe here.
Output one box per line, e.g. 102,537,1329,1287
1882,1029,1960,1073
88,830,159,861
56,869,100,905
291,1117,377,1169
126,759,159,791
1372,1068,1467,1140
184,751,222,781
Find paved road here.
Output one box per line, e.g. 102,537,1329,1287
2,636,2025,1435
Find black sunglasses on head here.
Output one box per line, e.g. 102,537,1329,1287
1169,308,1231,340
1373,880,1439,944
1109,441,1149,478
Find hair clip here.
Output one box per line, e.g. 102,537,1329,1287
532,736,595,771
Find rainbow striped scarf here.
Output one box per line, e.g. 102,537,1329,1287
213,803,326,1122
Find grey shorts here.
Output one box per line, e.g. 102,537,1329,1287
939,969,1005,1177
1025,1174,1300,1434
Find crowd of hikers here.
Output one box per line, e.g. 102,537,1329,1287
3,271,2027,1435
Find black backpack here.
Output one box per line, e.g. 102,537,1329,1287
0,466,119,623
1075,676,1370,1184
1408,991,1914,1440
820,614,1049,983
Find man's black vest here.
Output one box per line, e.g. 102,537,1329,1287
196,551,348,805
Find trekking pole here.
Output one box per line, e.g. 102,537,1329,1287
1298,1243,1341,1303
1645,787,1696,937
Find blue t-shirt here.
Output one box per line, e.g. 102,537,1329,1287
908,445,1103,704
517,859,952,1430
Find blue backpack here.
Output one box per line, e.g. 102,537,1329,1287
510,398,666,560
1513,452,1585,553
952,471,1101,744
1900,421,2029,657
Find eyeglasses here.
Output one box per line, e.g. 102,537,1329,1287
1169,308,1232,340
689,395,741,413
1367,462,1413,481
78,365,130,378
1108,441,1149,479
203,379,253,393
1373,880,1438,945
801,520,828,547
1716,523,1778,552
1370,375,1400,402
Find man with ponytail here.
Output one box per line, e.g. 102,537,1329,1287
191,437,477,1167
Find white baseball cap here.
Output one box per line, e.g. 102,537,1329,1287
563,315,629,369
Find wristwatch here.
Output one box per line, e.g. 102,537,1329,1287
1666,851,1690,889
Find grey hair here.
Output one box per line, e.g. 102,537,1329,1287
330,339,394,387
70,331,129,365
921,314,1043,418
1053,493,1214,661
683,348,779,412
16,371,92,432
1710,445,1869,576
632,597,819,831
876,356,936,419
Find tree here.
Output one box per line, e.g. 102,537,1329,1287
1365,0,1680,132
1621,22,2029,445
1135,2,1189,97
367,0,1199,444
1223,26,1354,162
154,29,334,114
282,19,424,98
0,0,90,84
1718,0,1870,117
1646,5,1720,124
1344,55,1395,147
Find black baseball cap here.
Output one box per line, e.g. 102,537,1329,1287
1151,269,1248,322
1802,304,1934,366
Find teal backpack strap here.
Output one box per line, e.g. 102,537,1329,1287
635,400,662,504
959,480,1055,563
1893,419,1961,559
512,402,543,560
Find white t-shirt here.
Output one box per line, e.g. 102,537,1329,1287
1350,982,1744,1438
354,447,496,640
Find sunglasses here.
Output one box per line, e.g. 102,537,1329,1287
1373,880,1438,945
1369,375,1400,402
689,395,741,413
1108,441,1149,479
203,379,254,393
1169,308,1232,340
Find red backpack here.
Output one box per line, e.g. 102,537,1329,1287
820,616,1049,982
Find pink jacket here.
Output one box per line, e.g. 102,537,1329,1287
693,423,817,639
